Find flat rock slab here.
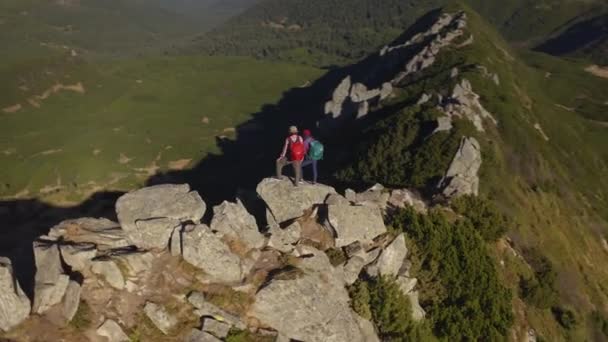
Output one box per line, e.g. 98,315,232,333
116,184,206,250
257,178,336,224
327,204,387,248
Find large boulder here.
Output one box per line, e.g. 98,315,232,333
48,218,129,251
0,257,31,332
366,234,408,277
60,243,97,272
32,241,70,314
91,260,125,290
181,225,251,284
438,137,482,198
326,204,387,248
116,184,206,250
187,292,245,329
256,178,336,224
210,200,264,251
62,280,81,323
249,247,377,342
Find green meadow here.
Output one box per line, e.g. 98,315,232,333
0,55,321,203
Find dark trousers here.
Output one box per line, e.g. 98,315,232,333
302,159,318,183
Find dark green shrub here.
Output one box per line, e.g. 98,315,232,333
388,208,513,340
451,195,510,241
368,276,413,336
349,280,372,320
552,306,577,330
325,247,347,266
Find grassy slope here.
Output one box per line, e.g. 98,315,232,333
0,55,321,203
333,4,608,340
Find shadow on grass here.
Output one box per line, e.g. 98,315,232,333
0,8,443,299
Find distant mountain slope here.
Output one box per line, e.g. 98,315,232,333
193,0,604,66
536,13,608,65
0,0,258,60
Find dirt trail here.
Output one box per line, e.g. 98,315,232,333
585,65,608,79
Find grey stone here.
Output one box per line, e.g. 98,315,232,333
116,184,206,250
257,178,336,224
380,82,393,100
350,83,381,103
396,276,418,295
407,291,426,321
0,257,30,332
144,302,178,335
355,314,380,342
417,93,431,105
182,225,249,284
388,189,427,213
267,221,301,253
324,76,352,118
187,292,245,329
112,251,155,277
62,280,81,322
186,329,222,342
60,243,97,272
367,234,408,277
170,226,182,257
433,116,453,133
354,186,390,210
344,189,357,202
251,256,367,342
327,204,387,248
32,240,70,314
202,317,231,338
91,260,125,290
96,319,129,342
211,200,264,251
47,218,129,251
438,137,482,198
343,241,363,258
356,101,369,118
343,256,366,285
438,79,497,132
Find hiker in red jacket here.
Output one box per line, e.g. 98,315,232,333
276,125,305,186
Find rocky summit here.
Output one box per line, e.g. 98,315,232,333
0,177,425,341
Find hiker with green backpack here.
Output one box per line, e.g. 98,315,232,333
302,129,324,184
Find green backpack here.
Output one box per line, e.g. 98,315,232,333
308,140,324,160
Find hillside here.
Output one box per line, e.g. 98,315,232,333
316,5,608,341
0,54,321,203
0,0,257,61
193,0,605,66
536,13,608,66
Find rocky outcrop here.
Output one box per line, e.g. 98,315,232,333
257,178,336,224
210,200,264,251
116,184,206,249
438,137,482,198
91,260,125,290
0,257,30,332
48,218,129,251
250,246,378,341
388,189,427,213
181,224,252,284
62,280,81,323
322,12,468,124
32,241,70,314
437,79,497,132
327,203,387,248
366,234,408,277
